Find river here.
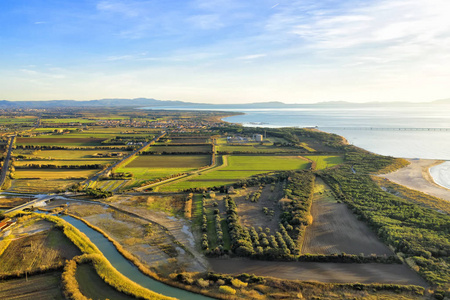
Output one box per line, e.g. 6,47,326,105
60,215,212,300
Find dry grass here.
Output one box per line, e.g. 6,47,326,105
0,228,81,275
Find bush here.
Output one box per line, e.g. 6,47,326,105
219,285,236,295
231,278,248,288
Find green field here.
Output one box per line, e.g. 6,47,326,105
115,155,211,188
16,137,107,146
160,155,310,191
304,155,344,170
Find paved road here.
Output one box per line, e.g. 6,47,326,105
0,135,15,189
3,195,57,215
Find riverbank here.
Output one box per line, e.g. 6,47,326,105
380,159,450,202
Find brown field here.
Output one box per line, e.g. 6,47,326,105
0,272,64,300
125,155,211,168
0,228,81,275
209,258,427,286
234,183,284,233
147,144,212,153
168,137,209,144
0,197,29,208
301,179,393,255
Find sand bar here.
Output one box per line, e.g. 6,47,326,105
380,159,450,201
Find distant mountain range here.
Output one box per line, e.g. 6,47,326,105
0,97,449,109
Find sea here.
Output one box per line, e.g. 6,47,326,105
143,103,450,187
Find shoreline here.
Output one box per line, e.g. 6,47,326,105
380,159,450,202
221,112,450,200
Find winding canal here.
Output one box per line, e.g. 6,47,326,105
60,215,213,300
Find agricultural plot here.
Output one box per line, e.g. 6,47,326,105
14,159,114,167
217,137,300,153
145,144,212,153
15,149,130,160
116,155,211,188
9,179,82,193
16,137,107,146
233,183,285,234
161,155,310,191
14,169,97,179
301,179,393,255
0,272,64,300
165,136,210,144
9,169,97,193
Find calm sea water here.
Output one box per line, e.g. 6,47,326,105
222,105,450,160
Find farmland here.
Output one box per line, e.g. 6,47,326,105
301,179,393,255
0,107,448,299
160,155,310,191
0,272,64,300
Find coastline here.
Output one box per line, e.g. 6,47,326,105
220,113,450,201
379,159,450,202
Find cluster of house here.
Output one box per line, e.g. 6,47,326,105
0,218,15,232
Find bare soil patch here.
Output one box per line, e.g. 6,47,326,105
380,159,450,201
302,179,393,255
234,183,284,233
209,258,427,286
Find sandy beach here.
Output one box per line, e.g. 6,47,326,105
380,159,450,202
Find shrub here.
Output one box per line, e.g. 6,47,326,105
231,278,248,288
219,285,236,295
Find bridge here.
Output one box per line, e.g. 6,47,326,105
3,195,58,215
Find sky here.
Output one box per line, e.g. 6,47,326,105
1,0,450,104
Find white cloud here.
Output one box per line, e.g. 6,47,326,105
237,54,267,60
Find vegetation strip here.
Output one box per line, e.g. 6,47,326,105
5,212,174,300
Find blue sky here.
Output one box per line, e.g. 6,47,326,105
1,0,450,103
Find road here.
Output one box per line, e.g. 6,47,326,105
3,195,57,215
0,135,15,189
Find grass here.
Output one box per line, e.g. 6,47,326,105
304,155,344,170
76,263,137,300
160,155,310,191
0,227,81,275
